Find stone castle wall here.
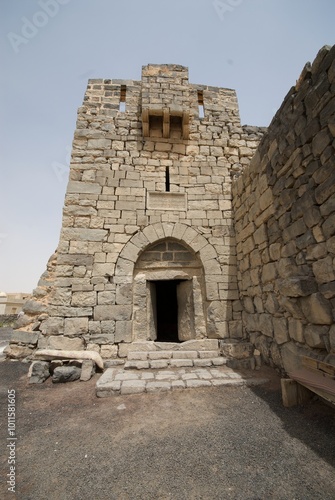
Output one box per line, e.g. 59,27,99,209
232,45,335,373
8,46,334,376
9,64,264,360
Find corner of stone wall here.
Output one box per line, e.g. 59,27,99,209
5,251,58,359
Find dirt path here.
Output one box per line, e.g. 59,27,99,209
1,361,334,500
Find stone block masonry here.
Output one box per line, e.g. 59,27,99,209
7,63,264,362
232,45,335,374
9,46,335,379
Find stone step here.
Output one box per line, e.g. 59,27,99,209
124,357,226,370
118,339,220,358
127,349,221,360
96,365,268,397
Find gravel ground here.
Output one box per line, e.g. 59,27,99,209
0,360,334,500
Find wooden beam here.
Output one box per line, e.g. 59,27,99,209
281,378,313,407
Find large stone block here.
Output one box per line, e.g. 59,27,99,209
100,345,118,359
94,305,132,321
67,181,102,194
64,317,89,336
80,359,95,381
312,128,331,156
57,254,94,266
39,336,85,351
115,321,132,343
304,325,328,348
220,342,253,359
259,314,273,337
101,320,116,334
11,331,39,345
40,317,64,335
313,256,335,284
261,263,277,283
115,284,132,305
179,339,219,351
47,306,93,317
50,288,72,306
87,138,112,149
207,321,229,339
71,291,97,307
229,320,243,339
300,293,333,325
88,334,115,344
4,345,34,359
52,366,81,383
29,361,50,384
273,317,289,345
97,291,116,305
62,228,107,242
277,277,318,297
253,224,267,245
280,342,313,374
288,318,304,343
23,300,47,314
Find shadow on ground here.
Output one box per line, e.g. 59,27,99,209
0,361,334,500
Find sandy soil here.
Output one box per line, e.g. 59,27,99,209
0,361,334,500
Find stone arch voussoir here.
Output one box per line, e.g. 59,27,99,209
115,223,219,281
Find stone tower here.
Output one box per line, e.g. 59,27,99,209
7,48,335,386
10,64,264,360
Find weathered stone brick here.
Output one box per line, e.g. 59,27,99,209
300,293,333,324
288,318,304,343
64,317,89,336
273,317,289,345
71,292,97,307
304,325,328,348
277,277,318,297
94,305,132,321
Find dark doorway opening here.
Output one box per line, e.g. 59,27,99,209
154,280,180,342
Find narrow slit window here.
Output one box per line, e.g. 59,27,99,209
119,85,126,112
165,166,170,192
198,90,204,119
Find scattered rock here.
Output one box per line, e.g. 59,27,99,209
4,344,34,359
29,361,50,384
80,359,95,381
11,330,39,345
52,366,81,383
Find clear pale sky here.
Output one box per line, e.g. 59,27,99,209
1,0,334,293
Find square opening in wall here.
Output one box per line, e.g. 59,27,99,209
149,115,163,137
170,115,183,138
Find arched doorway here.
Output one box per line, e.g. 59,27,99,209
133,238,206,343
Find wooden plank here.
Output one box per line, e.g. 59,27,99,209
302,356,318,370
299,383,335,407
289,368,335,396
302,356,335,379
281,378,313,408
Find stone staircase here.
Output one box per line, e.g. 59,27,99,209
96,341,268,397
123,349,226,370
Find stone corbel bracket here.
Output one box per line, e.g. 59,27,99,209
142,105,190,140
